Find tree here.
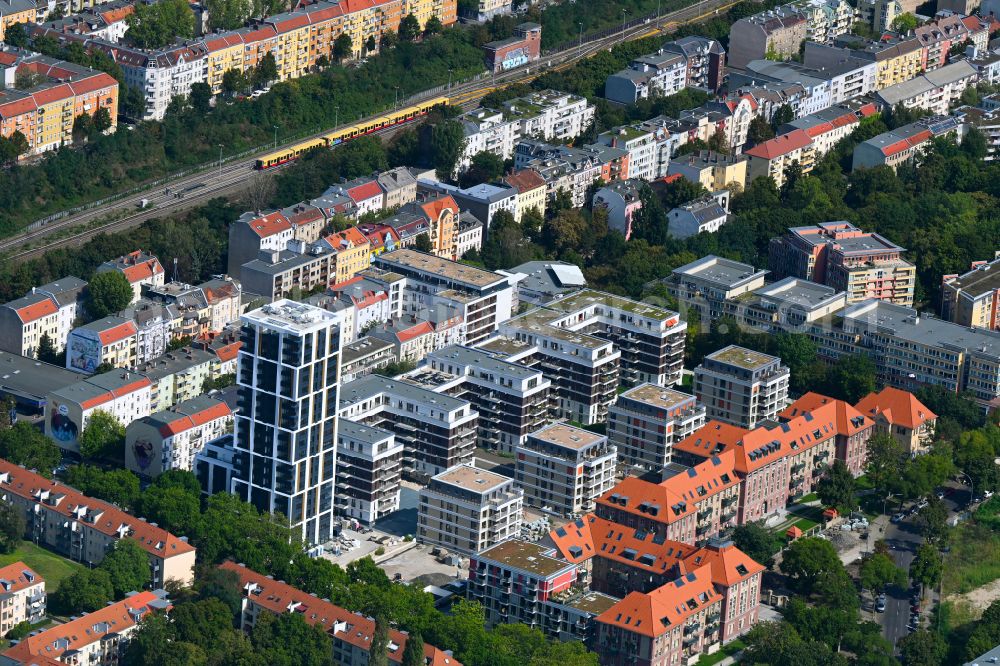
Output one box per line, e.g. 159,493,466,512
0,422,61,476
780,537,842,594
380,29,398,50
413,233,433,253
917,497,949,545
93,107,112,132
189,82,212,114
459,151,505,188
822,354,876,403
78,410,125,460
198,567,243,615
402,632,424,666
399,13,421,41
65,465,140,509
0,504,25,554
222,68,248,97
370,615,390,666
86,271,133,318
424,15,443,36
817,460,855,512
731,521,782,568
364,35,377,54
250,611,333,666
243,172,276,213
171,598,236,645
859,552,906,593
36,333,59,364
747,116,775,146
865,432,905,501
898,630,947,666
204,0,253,30
0,131,29,165
333,33,353,62
909,544,942,592
428,119,466,180
135,485,201,535
253,53,278,89
100,538,152,598
3,22,28,48
50,569,115,614
891,12,918,32
771,104,794,128
126,0,194,49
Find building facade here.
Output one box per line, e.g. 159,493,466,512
694,345,790,429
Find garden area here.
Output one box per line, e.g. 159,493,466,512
0,541,85,592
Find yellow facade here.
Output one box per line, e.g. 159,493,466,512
204,41,243,94
515,185,546,223
0,8,32,42
875,50,923,90
34,97,74,153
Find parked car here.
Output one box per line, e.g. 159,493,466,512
985,490,995,499
936,490,945,500
876,595,886,613
891,513,905,523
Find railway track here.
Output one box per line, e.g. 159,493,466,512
2,0,735,263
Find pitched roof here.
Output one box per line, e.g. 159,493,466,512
97,319,138,345
9,294,58,323
1,591,167,664
549,513,693,570
154,399,231,437
0,562,43,594
246,211,293,238
220,563,462,666
854,387,936,429
0,458,195,558
745,129,812,159
503,168,546,193
347,180,383,203
680,541,765,586
778,392,873,436
419,195,459,221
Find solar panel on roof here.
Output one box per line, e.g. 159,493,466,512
686,573,696,582
556,527,567,537
575,518,585,528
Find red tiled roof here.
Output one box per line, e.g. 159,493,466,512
0,97,37,118
157,400,231,437
248,211,293,238
30,83,74,106
0,562,43,594
503,169,545,193
68,72,118,96
595,564,720,638
778,392,872,436
78,376,152,410
214,341,241,363
2,591,164,664
325,226,370,250
347,180,383,203
121,258,163,284
14,298,57,323
880,129,932,157
220,563,461,666
419,195,458,221
745,129,812,160
0,458,194,558
855,387,936,430
549,513,693,570
395,321,434,343
97,320,137,346
681,541,765,587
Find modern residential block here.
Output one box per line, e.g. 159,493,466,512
336,420,403,526
608,383,707,474
417,463,523,554
231,301,342,545
694,345,790,429
941,256,1000,331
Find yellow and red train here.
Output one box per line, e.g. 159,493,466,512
254,96,449,170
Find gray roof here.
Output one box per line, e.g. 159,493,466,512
36,277,87,306
965,642,1000,666
877,60,977,106
376,166,417,193
946,259,1000,296
672,255,768,288
506,260,587,299
0,352,80,404
338,419,395,444
341,337,395,366
754,277,843,309
136,346,216,381
844,300,1000,360
428,345,543,380
74,315,132,333
339,374,472,412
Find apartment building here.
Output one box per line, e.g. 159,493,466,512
0,0,33,42
0,46,118,157
852,114,963,170
768,221,916,306
457,90,596,170
728,10,808,68
592,179,644,240
339,337,396,382
137,340,237,413
606,50,687,105
666,151,748,192
223,562,461,666
421,345,551,454
467,540,613,641
65,316,138,374
502,168,547,221
609,383,707,474
96,250,165,304
779,102,878,156
336,420,402,526
694,345,790,429
777,392,874,475
875,60,978,115
372,249,517,346
46,370,151,452
375,166,418,209
596,126,657,182
367,314,463,364
227,206,325,276
665,255,769,321
855,386,937,456
419,180,518,228
661,36,726,92
339,374,478,477
514,141,622,208
667,194,730,239
738,58,878,111
0,563,44,637
941,256,1000,331
319,227,372,285
914,13,980,70
455,211,484,259
0,277,86,358
124,395,232,478
516,423,617,517
0,459,195,586
417,463,523,554
732,277,848,332
803,36,924,90
0,590,169,666
231,301,342,545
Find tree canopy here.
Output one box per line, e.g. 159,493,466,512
86,271,134,318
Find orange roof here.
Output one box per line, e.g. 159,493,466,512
157,401,231,437
14,297,57,323
97,320,138,345
68,72,118,96
325,226,370,251
745,129,812,160
395,321,434,343
681,541,764,587
220,563,462,666
779,392,873,436
0,97,37,118
881,129,932,157
78,376,152,410
2,591,165,664
214,341,241,362
30,83,73,106
0,562,43,593
0,458,195,559
347,180,383,203
786,525,803,538
248,211,293,238
120,258,163,284
419,195,458,222
503,169,545,193
855,387,936,430
595,564,720,638
549,514,693,571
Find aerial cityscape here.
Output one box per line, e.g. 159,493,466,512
0,0,998,662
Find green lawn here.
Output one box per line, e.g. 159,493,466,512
792,517,819,532
943,522,1000,595
796,492,819,504
0,542,84,591
697,639,745,666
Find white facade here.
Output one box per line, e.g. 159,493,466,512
336,420,402,525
